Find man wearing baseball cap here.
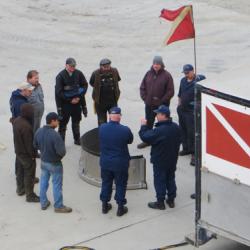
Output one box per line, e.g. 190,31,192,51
34,112,72,213
99,107,133,216
89,58,121,126
139,105,181,210
177,64,206,166
55,58,88,145
9,82,34,121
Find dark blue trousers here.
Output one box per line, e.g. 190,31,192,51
153,164,177,202
100,168,128,206
177,106,194,153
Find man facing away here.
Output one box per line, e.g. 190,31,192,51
139,105,181,210
55,58,88,145
27,70,44,133
13,103,40,202
99,107,133,216
34,112,72,213
138,56,174,149
177,64,206,166
90,58,121,126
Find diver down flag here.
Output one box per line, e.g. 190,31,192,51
160,5,195,45
206,103,250,169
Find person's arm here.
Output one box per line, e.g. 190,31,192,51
140,73,147,101
139,125,161,145
33,131,39,150
23,127,36,159
127,128,134,144
89,72,95,87
161,73,174,104
53,132,66,158
55,74,65,109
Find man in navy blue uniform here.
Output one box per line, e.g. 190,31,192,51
99,107,133,216
139,105,181,210
177,64,205,166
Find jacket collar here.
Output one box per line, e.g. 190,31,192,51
155,118,172,127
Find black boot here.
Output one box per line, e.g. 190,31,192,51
137,142,150,149
102,202,112,214
166,199,175,208
148,201,165,210
117,205,128,217
26,193,40,203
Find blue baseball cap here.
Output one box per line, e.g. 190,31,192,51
154,105,170,116
182,64,194,73
109,107,121,115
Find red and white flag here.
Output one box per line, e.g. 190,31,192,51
160,5,195,45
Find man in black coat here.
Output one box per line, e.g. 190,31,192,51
13,103,39,202
55,58,88,145
139,105,181,210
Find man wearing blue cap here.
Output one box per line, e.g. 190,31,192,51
34,112,72,213
177,64,205,166
99,107,133,216
139,105,181,210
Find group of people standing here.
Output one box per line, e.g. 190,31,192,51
9,56,205,215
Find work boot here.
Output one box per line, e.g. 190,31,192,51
74,138,81,146
190,193,196,199
148,201,165,210
102,202,112,214
190,155,195,166
54,206,72,213
179,150,191,156
34,177,39,184
117,206,128,217
166,199,175,208
16,188,25,196
41,201,51,210
137,142,149,149
26,193,40,203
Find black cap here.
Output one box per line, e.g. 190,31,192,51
46,112,59,124
100,58,111,66
182,64,194,73
66,58,76,67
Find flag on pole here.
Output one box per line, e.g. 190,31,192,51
160,5,195,45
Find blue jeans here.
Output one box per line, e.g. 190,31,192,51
40,161,63,208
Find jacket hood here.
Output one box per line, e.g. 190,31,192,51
20,103,34,120
12,89,25,98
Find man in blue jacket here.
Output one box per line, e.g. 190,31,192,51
34,112,72,213
177,64,206,166
139,105,181,210
99,107,133,216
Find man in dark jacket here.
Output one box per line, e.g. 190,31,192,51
13,103,40,202
27,70,44,133
138,56,174,149
10,82,34,121
177,64,206,166
99,107,133,216
90,58,121,126
34,112,72,213
139,105,181,210
55,58,88,145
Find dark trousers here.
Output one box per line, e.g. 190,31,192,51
145,105,158,129
100,168,128,206
153,164,177,202
59,103,82,141
15,155,36,198
177,106,195,153
95,102,117,126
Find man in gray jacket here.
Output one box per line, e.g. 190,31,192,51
34,112,72,213
27,70,44,133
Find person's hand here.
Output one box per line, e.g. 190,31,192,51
71,97,80,104
141,118,147,126
82,106,88,117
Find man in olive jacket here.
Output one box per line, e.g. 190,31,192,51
13,103,39,202
90,58,121,126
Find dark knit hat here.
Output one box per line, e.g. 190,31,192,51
46,112,59,124
66,58,76,67
153,56,164,67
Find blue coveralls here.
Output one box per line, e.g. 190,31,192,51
177,75,205,153
139,120,181,202
99,121,133,206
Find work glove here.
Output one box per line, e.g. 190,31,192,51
57,108,63,121
82,106,88,117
